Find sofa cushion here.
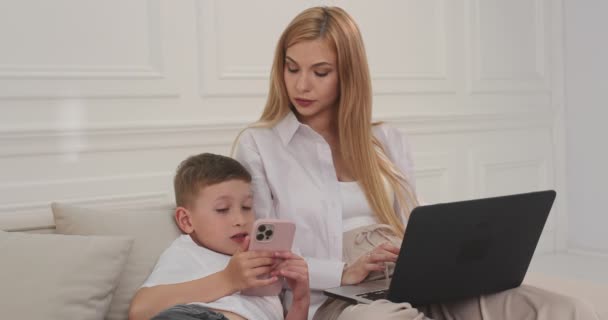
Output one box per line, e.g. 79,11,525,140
52,202,181,320
0,230,132,320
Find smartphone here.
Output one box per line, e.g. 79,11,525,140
240,219,296,296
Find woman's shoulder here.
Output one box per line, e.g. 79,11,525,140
372,122,406,144
236,126,277,145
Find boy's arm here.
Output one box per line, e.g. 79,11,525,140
128,270,234,320
284,300,310,320
272,252,310,320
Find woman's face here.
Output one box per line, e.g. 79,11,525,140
284,39,339,125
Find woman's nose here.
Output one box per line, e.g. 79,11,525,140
295,73,311,92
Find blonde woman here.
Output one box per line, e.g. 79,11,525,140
234,6,598,320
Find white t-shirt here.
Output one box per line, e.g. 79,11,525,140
339,181,378,232
142,235,283,320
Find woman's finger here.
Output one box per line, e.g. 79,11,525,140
365,263,386,272
368,252,397,263
377,242,400,254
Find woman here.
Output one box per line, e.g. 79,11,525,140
234,6,598,320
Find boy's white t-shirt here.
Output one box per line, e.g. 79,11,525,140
142,234,283,320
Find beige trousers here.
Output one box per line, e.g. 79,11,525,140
313,225,599,320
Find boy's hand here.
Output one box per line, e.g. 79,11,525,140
271,251,310,305
222,236,278,292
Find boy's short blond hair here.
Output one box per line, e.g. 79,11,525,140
174,153,252,208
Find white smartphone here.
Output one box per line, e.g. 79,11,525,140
240,219,296,296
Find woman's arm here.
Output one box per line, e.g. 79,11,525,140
128,271,234,320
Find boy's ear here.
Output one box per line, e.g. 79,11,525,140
175,206,194,234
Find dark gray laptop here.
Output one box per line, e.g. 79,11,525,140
324,190,556,306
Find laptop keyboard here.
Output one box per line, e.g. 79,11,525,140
357,289,389,301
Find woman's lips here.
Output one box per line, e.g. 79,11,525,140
294,98,314,107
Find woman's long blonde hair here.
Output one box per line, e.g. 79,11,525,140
235,7,418,234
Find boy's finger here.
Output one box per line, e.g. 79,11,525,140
279,270,307,282
252,276,278,287
251,266,274,277
273,251,303,260
236,236,250,253
247,250,277,259
248,257,276,268
278,266,308,276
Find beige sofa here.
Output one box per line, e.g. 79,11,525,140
0,202,605,319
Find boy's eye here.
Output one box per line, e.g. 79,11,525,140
242,206,252,211
215,208,229,213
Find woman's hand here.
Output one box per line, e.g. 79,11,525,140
222,236,279,292
271,251,310,307
341,242,400,285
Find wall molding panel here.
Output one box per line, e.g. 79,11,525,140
0,112,551,158
0,192,170,232
0,1,568,254
466,0,550,93
0,0,178,99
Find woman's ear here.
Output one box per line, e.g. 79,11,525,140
175,207,194,234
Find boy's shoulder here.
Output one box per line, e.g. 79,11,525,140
155,235,229,270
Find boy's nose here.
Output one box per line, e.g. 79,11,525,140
233,214,246,226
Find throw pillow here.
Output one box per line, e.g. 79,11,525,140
0,230,132,320
52,202,181,320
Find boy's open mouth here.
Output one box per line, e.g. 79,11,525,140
230,232,248,240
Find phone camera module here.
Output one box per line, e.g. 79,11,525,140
256,233,264,241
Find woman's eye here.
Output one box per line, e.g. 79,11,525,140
287,67,299,73
315,71,329,77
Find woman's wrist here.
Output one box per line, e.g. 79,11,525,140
340,264,349,285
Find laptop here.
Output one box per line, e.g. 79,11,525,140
324,190,556,306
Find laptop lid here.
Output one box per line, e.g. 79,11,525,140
387,190,556,306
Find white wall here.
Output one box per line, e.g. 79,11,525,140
0,0,568,254
564,0,608,255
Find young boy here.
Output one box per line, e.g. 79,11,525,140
129,153,310,320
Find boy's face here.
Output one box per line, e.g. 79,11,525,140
180,179,254,255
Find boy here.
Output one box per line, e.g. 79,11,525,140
129,153,310,320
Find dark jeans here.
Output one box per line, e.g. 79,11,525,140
151,304,229,320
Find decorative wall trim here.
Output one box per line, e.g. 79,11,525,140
0,192,170,231
0,122,242,158
566,249,608,258
0,112,552,158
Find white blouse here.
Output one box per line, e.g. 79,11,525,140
234,111,416,318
